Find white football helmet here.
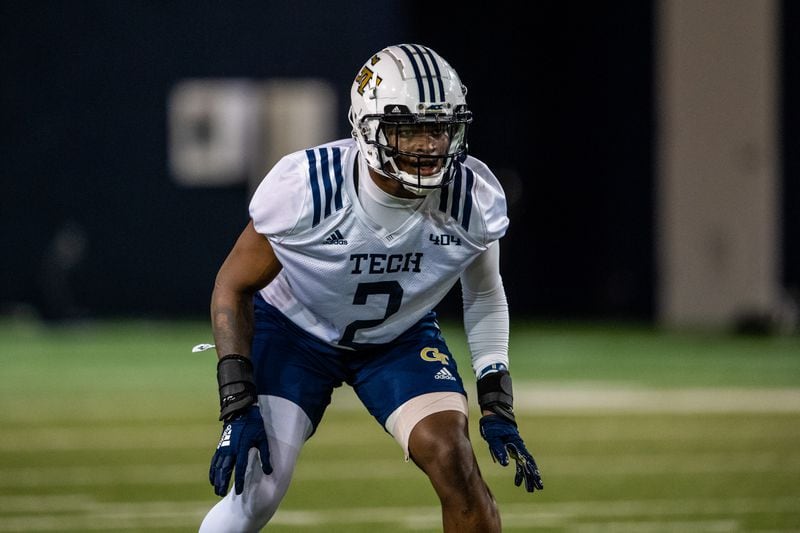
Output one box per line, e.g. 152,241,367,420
349,44,472,194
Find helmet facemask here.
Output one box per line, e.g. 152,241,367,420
353,105,472,195
349,44,473,195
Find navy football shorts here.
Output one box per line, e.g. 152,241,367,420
251,294,467,433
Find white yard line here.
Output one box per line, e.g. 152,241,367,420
512,384,800,413
1,449,798,489
327,384,800,413
0,497,798,531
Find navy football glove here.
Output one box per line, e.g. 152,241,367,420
479,414,543,492
209,404,272,496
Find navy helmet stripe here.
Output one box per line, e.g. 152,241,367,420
450,164,463,220
320,149,334,218
421,45,445,102
306,149,322,227
332,147,344,210
410,43,437,102
398,44,426,102
461,167,475,231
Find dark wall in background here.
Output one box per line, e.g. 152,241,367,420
409,2,655,320
782,0,799,300
2,1,795,322
1,1,409,318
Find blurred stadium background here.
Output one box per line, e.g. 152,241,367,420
1,1,799,531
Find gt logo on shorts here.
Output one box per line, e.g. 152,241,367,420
420,347,449,365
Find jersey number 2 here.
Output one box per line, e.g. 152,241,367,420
340,281,403,348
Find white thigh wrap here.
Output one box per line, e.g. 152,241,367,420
384,392,469,460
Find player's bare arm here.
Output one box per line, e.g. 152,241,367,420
211,220,282,358
207,219,281,497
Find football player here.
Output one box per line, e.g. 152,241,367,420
199,43,542,533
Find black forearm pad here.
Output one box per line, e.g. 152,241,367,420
217,354,257,421
477,369,516,425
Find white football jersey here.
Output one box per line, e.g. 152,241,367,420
249,138,508,348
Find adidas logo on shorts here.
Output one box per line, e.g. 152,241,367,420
434,367,456,381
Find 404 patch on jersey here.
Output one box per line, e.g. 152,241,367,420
429,233,462,246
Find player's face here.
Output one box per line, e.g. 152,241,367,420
385,123,451,176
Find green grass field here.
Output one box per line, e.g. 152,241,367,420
1,318,799,532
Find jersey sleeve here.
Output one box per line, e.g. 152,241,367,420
248,153,311,241
465,157,510,245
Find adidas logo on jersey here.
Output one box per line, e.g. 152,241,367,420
322,229,348,245
434,367,456,381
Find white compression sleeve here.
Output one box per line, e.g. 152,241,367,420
461,242,510,376
199,395,312,533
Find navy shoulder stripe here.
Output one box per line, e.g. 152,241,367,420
305,147,346,227
438,163,475,231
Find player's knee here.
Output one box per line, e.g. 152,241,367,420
238,468,293,524
409,412,475,479
199,462,294,533
236,446,297,522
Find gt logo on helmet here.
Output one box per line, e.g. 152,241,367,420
355,64,383,96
